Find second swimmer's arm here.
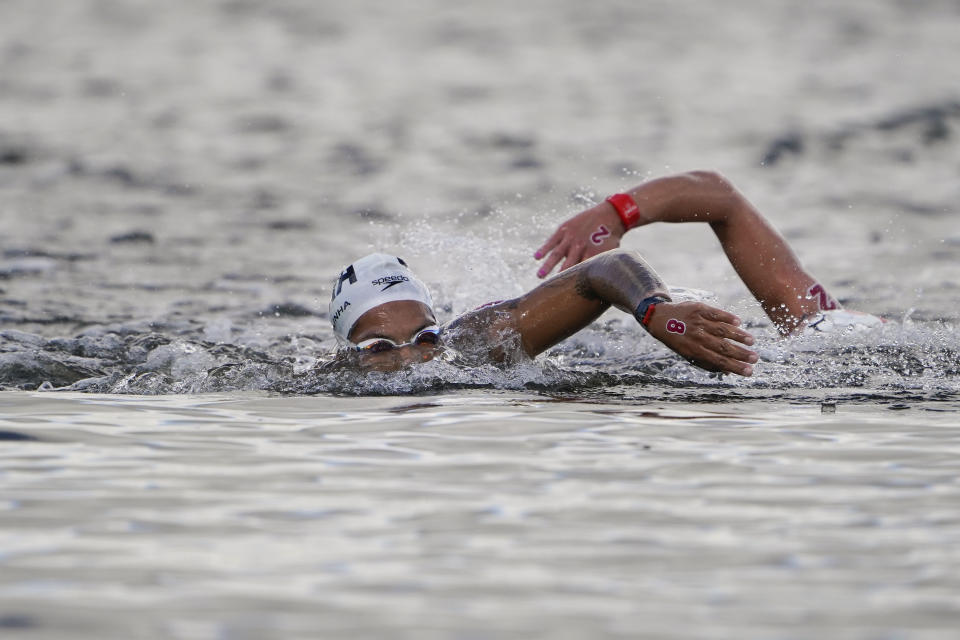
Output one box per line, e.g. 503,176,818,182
449,250,757,376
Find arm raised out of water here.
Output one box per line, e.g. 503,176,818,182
448,249,758,376
534,171,839,333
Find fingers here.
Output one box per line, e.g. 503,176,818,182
696,305,755,346
534,229,563,262
537,244,567,278
700,306,743,328
674,320,757,377
703,353,755,377
684,345,752,376
657,303,760,377
559,244,586,272
695,333,758,376
704,321,755,346
707,334,757,364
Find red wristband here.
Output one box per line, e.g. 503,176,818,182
606,193,641,230
635,295,669,328
641,303,657,326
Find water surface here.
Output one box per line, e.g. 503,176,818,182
1,0,959,637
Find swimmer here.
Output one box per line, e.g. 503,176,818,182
329,246,758,377
534,170,870,335
329,171,881,376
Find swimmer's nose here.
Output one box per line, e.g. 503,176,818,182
406,343,437,362
389,342,437,362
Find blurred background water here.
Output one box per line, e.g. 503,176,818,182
1,0,959,638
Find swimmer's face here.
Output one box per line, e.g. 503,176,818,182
347,300,439,372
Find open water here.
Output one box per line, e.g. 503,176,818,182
1,1,959,638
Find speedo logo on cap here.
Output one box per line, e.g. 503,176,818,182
372,275,408,291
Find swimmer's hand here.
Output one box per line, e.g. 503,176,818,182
534,203,625,278
645,301,758,377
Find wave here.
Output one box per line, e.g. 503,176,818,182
2,318,957,406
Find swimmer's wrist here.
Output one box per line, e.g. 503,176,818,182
597,203,627,236
634,295,671,331
606,193,642,231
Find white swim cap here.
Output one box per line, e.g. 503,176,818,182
328,253,434,343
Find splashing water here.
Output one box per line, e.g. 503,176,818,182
2,297,957,409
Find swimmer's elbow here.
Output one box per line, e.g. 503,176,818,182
585,248,645,276
684,170,735,192
687,170,743,204
585,249,669,305
603,248,651,267
593,247,642,262
679,170,748,223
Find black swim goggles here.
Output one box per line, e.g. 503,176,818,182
353,325,441,353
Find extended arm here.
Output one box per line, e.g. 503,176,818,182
448,249,757,376
535,171,838,333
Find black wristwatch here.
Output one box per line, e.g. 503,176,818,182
634,295,671,329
